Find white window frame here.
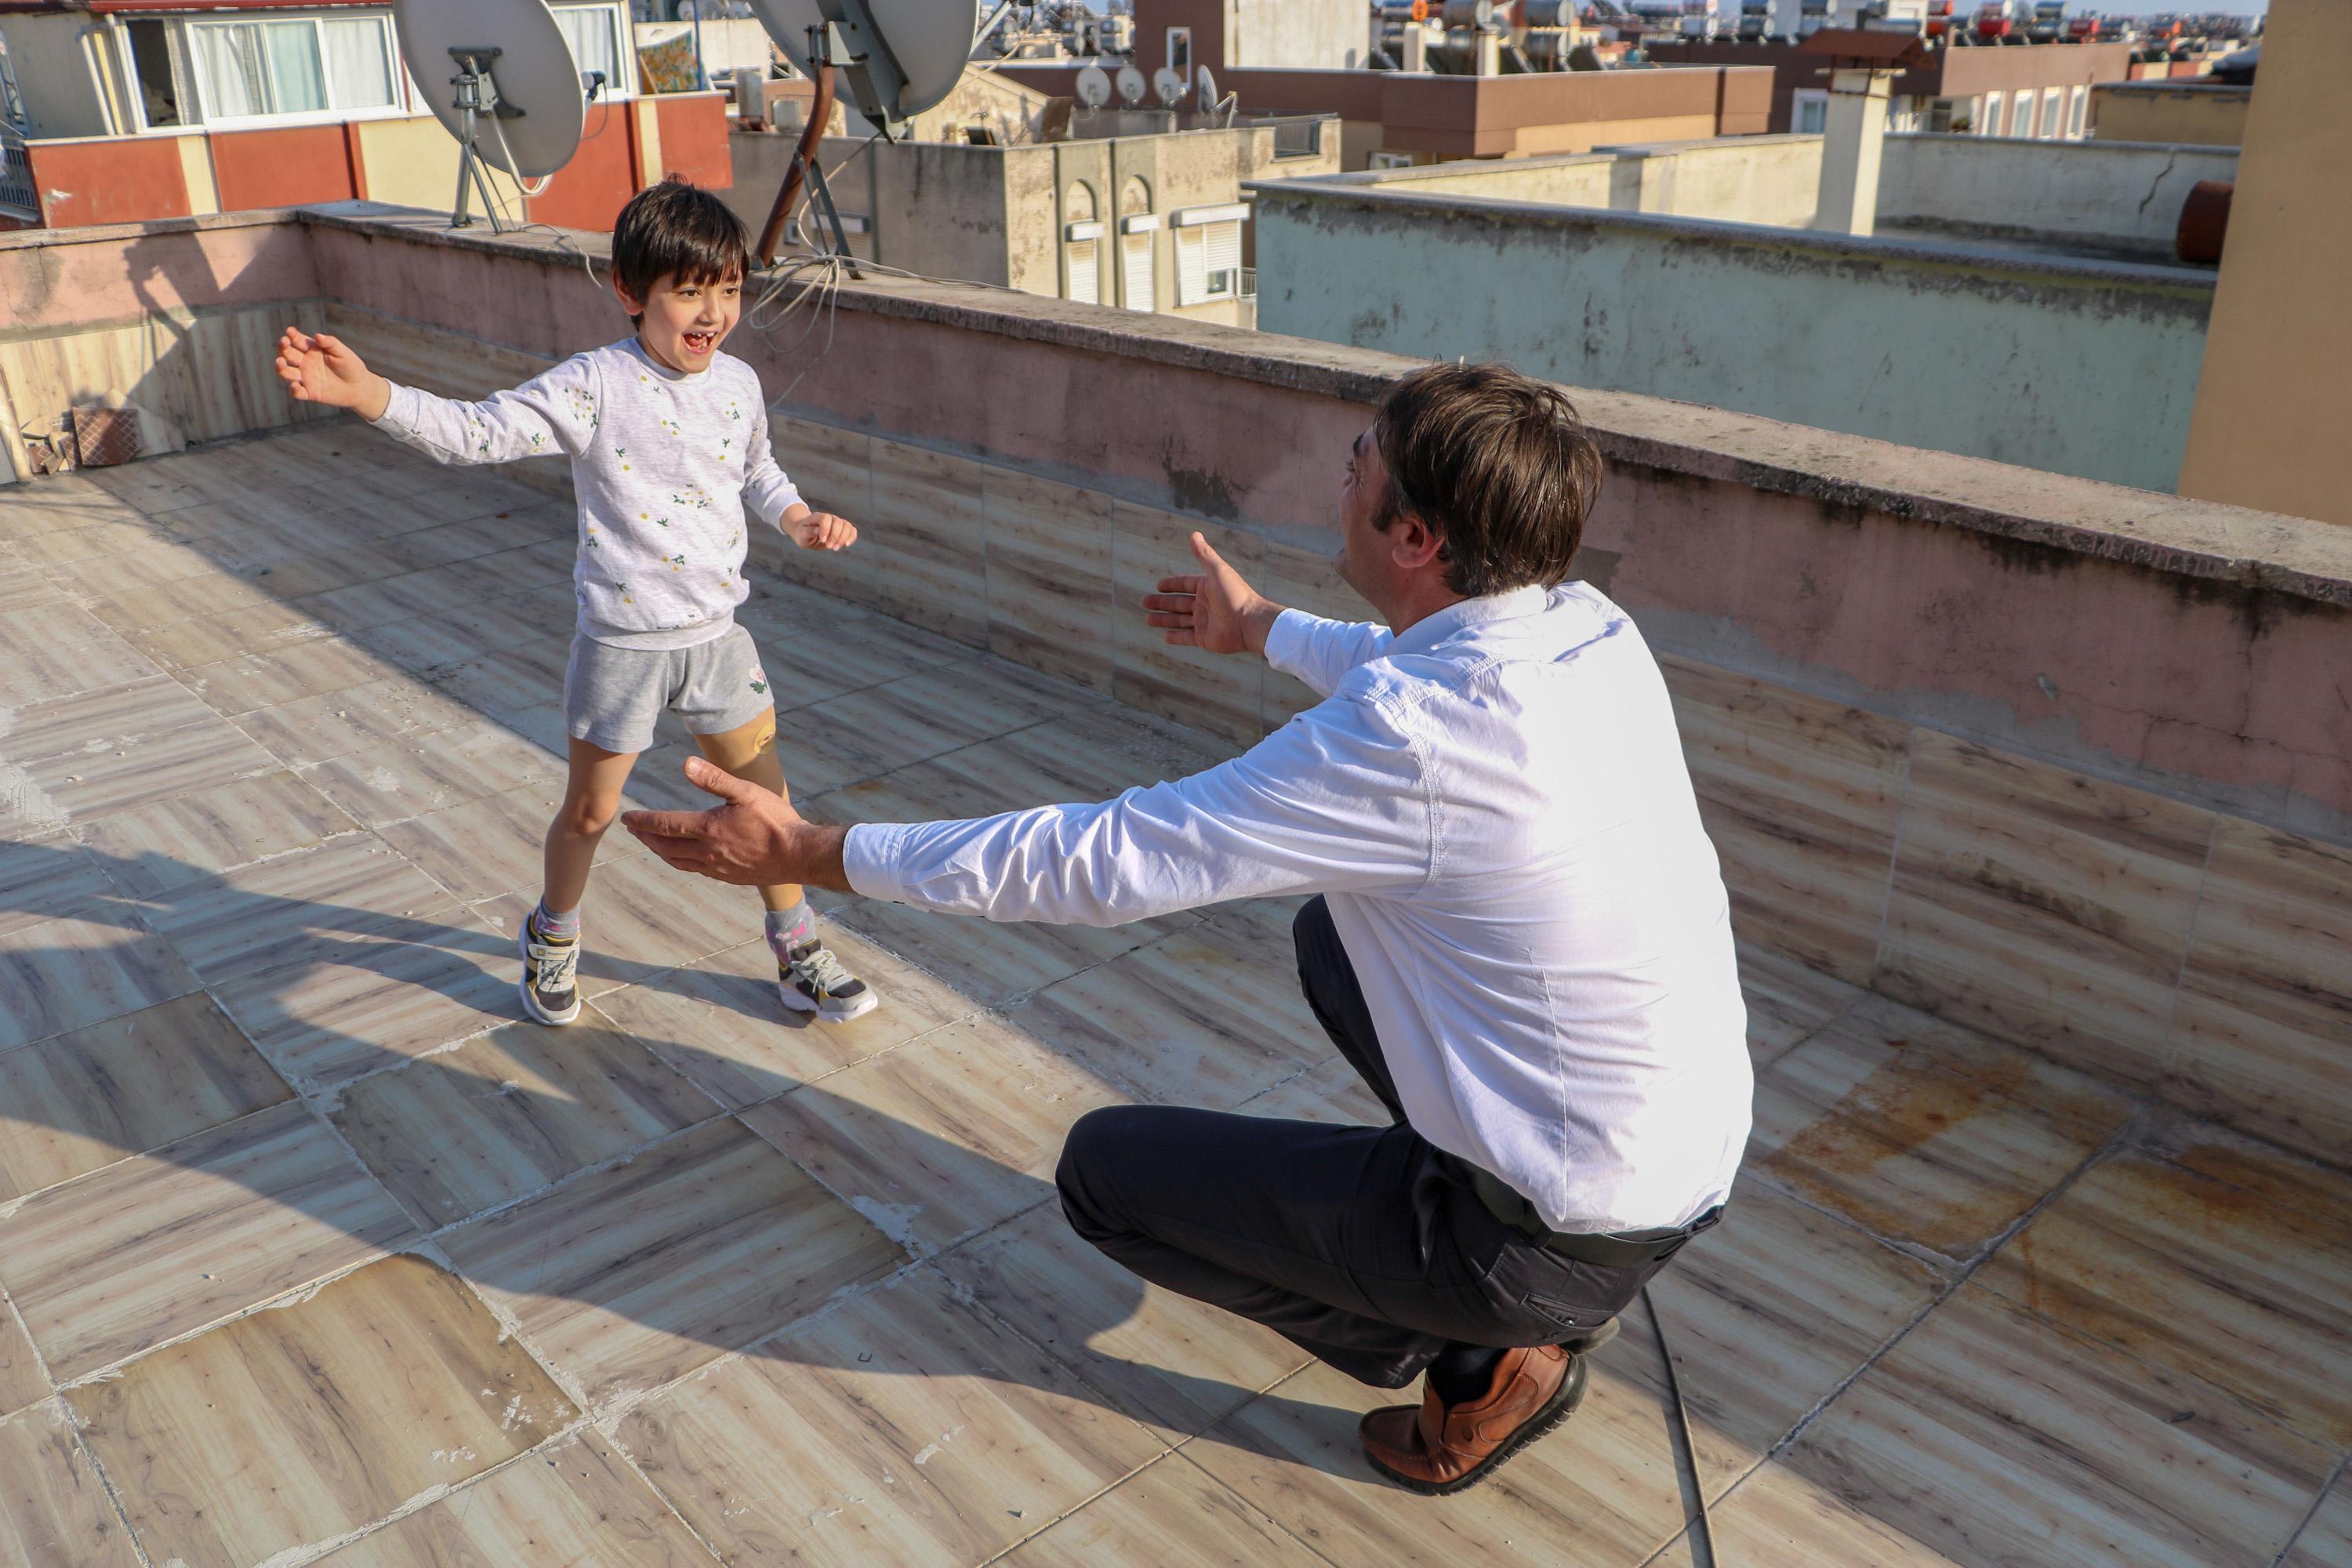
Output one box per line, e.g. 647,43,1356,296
1166,26,1191,77
1172,205,1245,307
1368,150,1414,170
549,2,637,100
2009,91,2034,137
1981,90,2002,136
1791,88,1828,136
2038,85,2063,140
2065,83,2088,138
153,11,408,132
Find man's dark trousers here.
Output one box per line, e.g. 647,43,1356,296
1055,896,1671,1390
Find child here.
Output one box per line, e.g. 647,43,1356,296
274,177,877,1028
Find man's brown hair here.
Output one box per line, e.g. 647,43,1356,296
1371,363,1603,597
612,176,753,321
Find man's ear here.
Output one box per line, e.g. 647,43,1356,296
1388,509,1447,572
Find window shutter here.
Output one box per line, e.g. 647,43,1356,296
1121,232,1154,311
1205,220,1242,287
1175,225,1208,306
1067,238,1098,304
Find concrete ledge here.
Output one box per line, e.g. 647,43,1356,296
287,202,2347,608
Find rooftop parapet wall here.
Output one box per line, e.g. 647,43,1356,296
1247,178,2215,492
5,206,2347,1163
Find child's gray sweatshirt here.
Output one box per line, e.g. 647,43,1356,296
371,337,802,650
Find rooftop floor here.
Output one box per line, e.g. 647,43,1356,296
1,427,2347,1568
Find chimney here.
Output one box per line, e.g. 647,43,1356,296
1816,66,1892,234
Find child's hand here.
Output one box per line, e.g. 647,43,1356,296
789,510,858,552
276,328,390,420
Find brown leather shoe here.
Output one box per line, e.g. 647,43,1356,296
1358,1343,1589,1496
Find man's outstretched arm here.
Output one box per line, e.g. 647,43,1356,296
624,757,851,891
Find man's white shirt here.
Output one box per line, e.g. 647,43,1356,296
844,583,1752,1232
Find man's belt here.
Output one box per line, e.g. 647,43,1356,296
1466,1163,1724,1269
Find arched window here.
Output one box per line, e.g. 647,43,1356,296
1064,182,1101,305
1117,177,1156,313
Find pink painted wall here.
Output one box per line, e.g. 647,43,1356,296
0,215,322,329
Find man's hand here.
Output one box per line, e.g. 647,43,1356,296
276,328,391,421
621,757,851,890
1140,532,1287,658
787,507,858,552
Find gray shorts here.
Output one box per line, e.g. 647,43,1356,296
564,625,773,755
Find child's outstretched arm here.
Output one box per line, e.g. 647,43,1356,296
744,400,856,552
277,325,595,468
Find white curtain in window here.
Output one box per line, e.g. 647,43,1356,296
554,5,619,93
323,19,395,110
191,23,269,119
267,20,325,113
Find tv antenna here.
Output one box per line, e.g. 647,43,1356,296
745,0,981,265
1074,62,1112,111
393,0,585,232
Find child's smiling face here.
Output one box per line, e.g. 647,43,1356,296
621,268,743,374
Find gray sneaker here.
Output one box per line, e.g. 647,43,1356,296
777,935,877,1022
518,912,583,1025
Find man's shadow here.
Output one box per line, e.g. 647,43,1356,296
0,837,1355,1475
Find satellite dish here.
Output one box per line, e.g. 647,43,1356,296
1195,64,1220,113
745,0,979,133
1075,63,1111,109
1115,62,1148,107
1152,64,1185,107
393,0,583,179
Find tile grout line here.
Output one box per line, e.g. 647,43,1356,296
2267,1443,2351,1568
1754,1108,2142,1472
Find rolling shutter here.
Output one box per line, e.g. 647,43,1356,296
1121,231,1154,311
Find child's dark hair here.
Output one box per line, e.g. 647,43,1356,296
611,177,753,319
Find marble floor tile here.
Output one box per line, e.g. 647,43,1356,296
71,768,357,895
1235,1053,1391,1126
982,468,1116,694
1697,1456,1976,1567
739,1012,1133,1256
619,1265,1167,1568
0,905,200,1053
0,834,114,938
143,832,463,982
0,1099,415,1380
2280,1469,2352,1568
595,929,978,1110
1007,916,1330,1111
227,674,472,768
0,601,158,699
0,993,292,1203
442,1116,902,1407
1738,941,1870,1067
84,568,281,633
374,782,621,905
180,635,405,717
1666,659,1911,988
13,710,280,829
126,599,335,672
309,719,566,828
481,851,757,996
1189,1354,1691,1568
998,702,1241,795
40,539,231,600
332,1009,720,1229
1973,1118,2352,1450
2167,818,2352,1163
313,1430,712,1568
70,1254,576,1568
1775,1283,2336,1568
210,908,517,1089
0,1406,143,1568
1748,994,2133,1261
833,898,1197,1008
1001,1453,1328,1568
1618,1181,1945,1497
941,1203,1308,1445
0,1298,43,1418
1109,505,1266,746
0,673,214,765
1876,732,2214,1091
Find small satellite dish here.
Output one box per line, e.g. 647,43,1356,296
394,0,583,178
1152,64,1185,107
746,0,979,134
1075,63,1112,110
1115,62,1149,107
1196,64,1220,113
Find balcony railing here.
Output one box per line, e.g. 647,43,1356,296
0,126,37,220
1247,114,1330,160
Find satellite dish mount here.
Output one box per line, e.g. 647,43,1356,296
448,45,522,233
756,22,872,271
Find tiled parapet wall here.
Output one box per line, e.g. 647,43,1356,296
25,205,2341,1164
